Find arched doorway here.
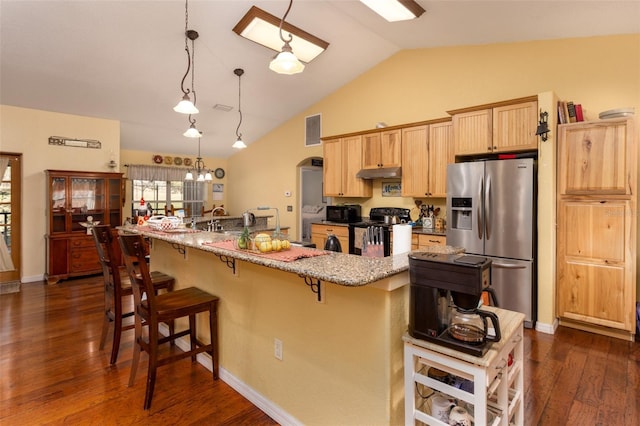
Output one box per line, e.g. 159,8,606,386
297,157,326,242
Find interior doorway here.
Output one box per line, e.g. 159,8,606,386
0,153,22,292
298,157,326,243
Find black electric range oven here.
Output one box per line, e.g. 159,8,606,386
348,207,411,256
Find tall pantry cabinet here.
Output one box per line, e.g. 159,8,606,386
556,117,637,340
45,170,124,284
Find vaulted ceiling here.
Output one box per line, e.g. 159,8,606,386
1,1,638,158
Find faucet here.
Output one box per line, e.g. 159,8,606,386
208,207,226,231
210,206,227,217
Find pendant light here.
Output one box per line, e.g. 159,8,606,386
182,27,200,137
232,68,248,149
269,0,305,75
185,134,212,182
173,1,199,114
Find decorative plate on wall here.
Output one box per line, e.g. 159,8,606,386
214,168,225,179
164,156,173,165
153,155,163,164
184,158,193,167
173,157,183,166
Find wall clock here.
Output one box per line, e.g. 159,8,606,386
214,168,225,179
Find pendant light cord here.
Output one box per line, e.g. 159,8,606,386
235,69,244,139
277,0,294,44
179,0,192,96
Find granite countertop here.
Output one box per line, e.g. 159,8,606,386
121,226,463,287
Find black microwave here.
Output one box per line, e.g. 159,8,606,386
326,205,361,223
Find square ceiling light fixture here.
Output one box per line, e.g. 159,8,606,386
232,5,329,64
360,0,425,22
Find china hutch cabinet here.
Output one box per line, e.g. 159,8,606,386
45,170,123,284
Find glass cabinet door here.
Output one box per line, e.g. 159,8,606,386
50,177,67,233
108,178,122,226
70,177,105,232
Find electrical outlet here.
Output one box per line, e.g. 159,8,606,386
274,338,283,360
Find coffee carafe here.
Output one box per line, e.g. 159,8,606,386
448,307,501,344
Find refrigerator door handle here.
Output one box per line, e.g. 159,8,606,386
485,174,491,240
492,262,527,269
477,177,484,240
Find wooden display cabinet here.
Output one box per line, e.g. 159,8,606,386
46,170,123,284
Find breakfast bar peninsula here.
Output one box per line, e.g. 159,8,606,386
123,226,462,425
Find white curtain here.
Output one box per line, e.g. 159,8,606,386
0,157,15,272
126,164,187,182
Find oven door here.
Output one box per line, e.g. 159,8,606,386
349,224,391,256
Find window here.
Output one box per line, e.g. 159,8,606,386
131,180,204,217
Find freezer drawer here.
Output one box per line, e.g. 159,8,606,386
487,257,535,328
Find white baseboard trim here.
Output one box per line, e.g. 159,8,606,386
535,319,558,334
22,274,45,283
158,323,301,426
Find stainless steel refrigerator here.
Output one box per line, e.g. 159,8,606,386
446,158,536,328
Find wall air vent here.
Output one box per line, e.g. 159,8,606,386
305,114,321,147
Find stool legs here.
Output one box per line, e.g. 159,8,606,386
210,304,219,380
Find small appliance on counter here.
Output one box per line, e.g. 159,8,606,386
348,207,411,257
326,204,361,223
408,252,500,357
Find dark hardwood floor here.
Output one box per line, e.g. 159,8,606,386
1,276,638,425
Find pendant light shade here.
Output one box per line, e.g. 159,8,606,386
232,68,248,149
269,42,305,75
183,118,201,138
174,93,199,114
270,0,304,75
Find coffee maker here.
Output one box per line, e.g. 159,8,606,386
408,252,501,356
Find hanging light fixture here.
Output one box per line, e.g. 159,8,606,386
183,114,201,138
182,30,200,138
174,1,200,114
269,0,304,75
185,134,212,182
232,68,248,149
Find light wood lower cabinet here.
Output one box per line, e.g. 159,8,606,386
310,223,349,253
417,234,446,249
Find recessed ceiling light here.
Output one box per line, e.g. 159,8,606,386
232,5,329,63
360,0,425,22
213,104,233,112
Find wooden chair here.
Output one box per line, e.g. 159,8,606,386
118,233,219,410
91,225,176,365
164,204,191,217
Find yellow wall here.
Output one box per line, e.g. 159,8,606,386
228,34,640,328
0,105,120,281
120,149,228,219
151,240,409,425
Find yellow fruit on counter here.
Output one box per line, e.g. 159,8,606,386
254,233,271,247
271,239,282,252
259,241,272,253
281,240,291,250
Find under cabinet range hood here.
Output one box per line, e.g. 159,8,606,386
356,166,402,179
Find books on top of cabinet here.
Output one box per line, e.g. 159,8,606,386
558,100,585,124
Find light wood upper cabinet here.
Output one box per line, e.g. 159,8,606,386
492,101,539,153
450,97,538,156
558,118,635,196
451,109,492,156
401,121,453,197
362,129,402,169
323,136,372,198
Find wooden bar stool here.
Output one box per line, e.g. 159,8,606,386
92,225,176,365
118,234,219,410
